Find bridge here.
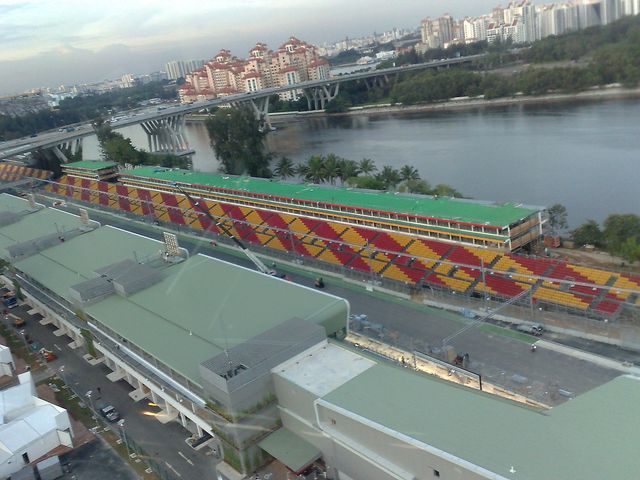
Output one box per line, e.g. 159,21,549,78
0,54,485,161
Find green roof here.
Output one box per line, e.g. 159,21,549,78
13,226,161,300
86,255,348,384
64,160,118,170
0,199,81,257
259,428,321,473
322,364,640,480
0,196,349,386
122,167,540,227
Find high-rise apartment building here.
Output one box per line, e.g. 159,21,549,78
178,37,330,103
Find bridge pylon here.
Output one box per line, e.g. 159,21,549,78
50,138,83,163
302,82,341,111
140,114,190,155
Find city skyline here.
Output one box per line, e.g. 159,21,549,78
0,0,503,96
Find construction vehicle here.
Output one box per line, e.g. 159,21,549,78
39,348,57,362
170,182,277,276
8,313,25,328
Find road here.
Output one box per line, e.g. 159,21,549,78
39,195,624,404
9,302,218,480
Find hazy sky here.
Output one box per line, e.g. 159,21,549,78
0,0,505,95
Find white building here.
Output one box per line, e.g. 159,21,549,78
0,372,72,478
0,346,14,378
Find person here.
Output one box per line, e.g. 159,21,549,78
530,344,537,352
315,277,325,289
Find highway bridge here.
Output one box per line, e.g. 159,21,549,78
0,54,485,161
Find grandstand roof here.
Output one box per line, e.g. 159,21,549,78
321,363,640,480
64,160,118,170
121,167,540,228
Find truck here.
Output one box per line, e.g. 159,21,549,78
516,324,544,336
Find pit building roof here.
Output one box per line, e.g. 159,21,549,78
0,194,348,386
321,362,640,480
121,167,540,227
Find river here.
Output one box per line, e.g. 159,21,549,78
82,98,640,228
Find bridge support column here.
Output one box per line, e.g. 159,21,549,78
302,82,341,111
248,96,271,131
140,114,189,155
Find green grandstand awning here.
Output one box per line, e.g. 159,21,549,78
259,428,320,473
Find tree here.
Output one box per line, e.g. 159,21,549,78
305,155,326,183
431,184,463,198
338,159,360,184
376,165,401,190
400,179,432,195
548,204,569,231
295,163,309,179
570,219,603,247
323,153,342,185
620,237,640,263
358,158,377,175
205,106,272,177
399,165,420,181
602,213,640,255
274,156,295,180
346,176,386,190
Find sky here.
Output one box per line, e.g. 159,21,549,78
0,0,505,96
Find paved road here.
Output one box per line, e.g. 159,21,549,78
40,197,623,404
60,438,139,480
11,302,218,480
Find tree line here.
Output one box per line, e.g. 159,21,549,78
274,154,462,196
0,81,176,141
571,214,640,263
95,122,189,169
205,106,462,196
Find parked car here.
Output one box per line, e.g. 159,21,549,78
98,404,120,423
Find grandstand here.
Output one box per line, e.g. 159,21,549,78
42,173,640,321
118,167,545,252
61,160,119,182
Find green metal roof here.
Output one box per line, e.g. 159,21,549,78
322,364,640,480
259,428,321,473
121,167,540,227
86,255,348,385
0,199,81,257
13,226,161,300
64,160,118,170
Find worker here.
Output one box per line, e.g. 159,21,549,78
315,277,325,289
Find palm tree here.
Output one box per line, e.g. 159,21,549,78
274,156,295,180
377,165,401,190
295,163,309,179
305,155,326,184
338,159,360,184
323,153,341,185
358,158,377,176
400,164,420,181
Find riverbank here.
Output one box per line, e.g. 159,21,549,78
266,86,640,122
184,85,640,124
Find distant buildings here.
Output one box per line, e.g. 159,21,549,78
178,36,330,103
164,59,205,80
417,0,640,50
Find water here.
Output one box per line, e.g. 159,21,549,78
83,99,640,228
